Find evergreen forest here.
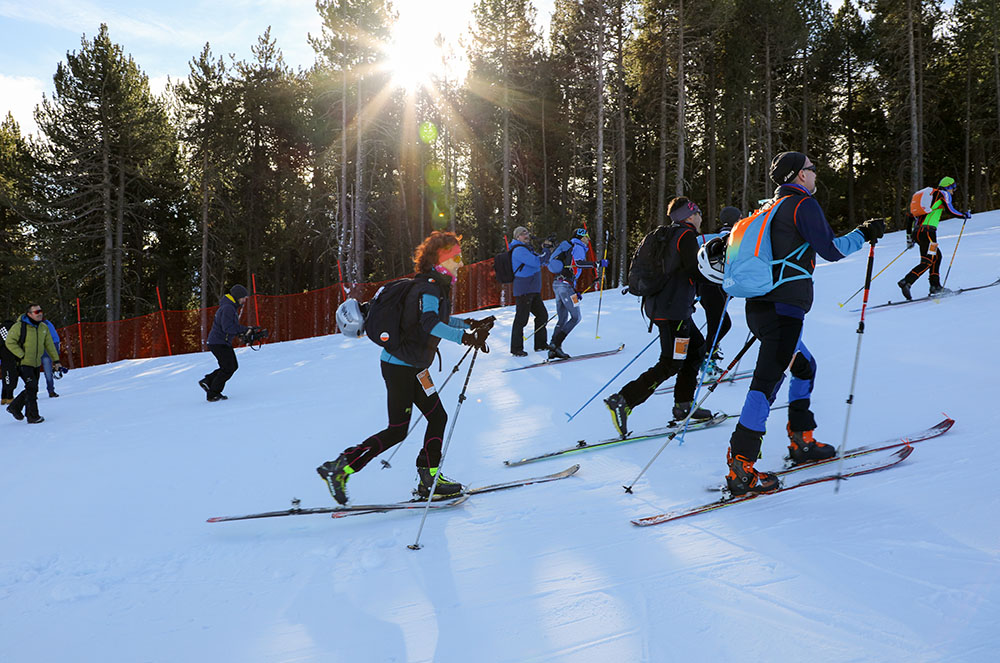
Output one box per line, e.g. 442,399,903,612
2,0,999,325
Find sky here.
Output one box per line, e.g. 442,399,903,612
0,0,556,138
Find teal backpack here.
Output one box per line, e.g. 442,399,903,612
722,196,811,298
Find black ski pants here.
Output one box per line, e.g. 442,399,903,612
698,283,732,351
511,292,549,353
620,318,705,409
1,344,20,401
10,365,40,420
902,224,942,288
340,361,449,472
205,344,238,396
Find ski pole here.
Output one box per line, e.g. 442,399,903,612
564,332,661,422
381,345,475,469
595,235,609,339
624,333,758,493
834,240,877,493
409,345,481,550
942,212,970,287
522,312,555,342
838,245,909,307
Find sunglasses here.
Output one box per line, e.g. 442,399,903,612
802,165,817,173
30,309,43,314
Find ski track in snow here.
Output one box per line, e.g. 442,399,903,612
2,217,1000,661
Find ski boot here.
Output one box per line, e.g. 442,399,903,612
6,403,24,421
786,425,836,465
206,393,228,402
26,415,44,424
605,393,630,439
48,390,59,398
897,279,912,301
198,378,211,394
316,455,353,505
548,331,570,360
929,284,953,297
511,349,528,358
726,449,779,496
672,401,713,423
415,466,464,500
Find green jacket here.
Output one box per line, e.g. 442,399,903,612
4,315,59,368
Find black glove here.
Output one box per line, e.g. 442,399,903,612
905,233,915,250
461,327,490,353
857,218,885,243
467,316,495,332
542,239,555,250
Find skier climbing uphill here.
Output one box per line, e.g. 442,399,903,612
317,232,493,505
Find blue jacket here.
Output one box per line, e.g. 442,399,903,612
42,319,60,357
757,183,865,313
510,240,552,297
207,294,249,346
548,238,596,288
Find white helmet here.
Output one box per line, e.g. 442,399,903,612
697,236,727,285
336,298,365,337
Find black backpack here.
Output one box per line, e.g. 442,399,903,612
627,226,679,297
493,245,526,284
364,278,422,357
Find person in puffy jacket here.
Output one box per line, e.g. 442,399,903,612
5,304,62,424
508,225,553,356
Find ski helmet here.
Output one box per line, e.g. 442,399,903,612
697,236,727,285
336,298,365,337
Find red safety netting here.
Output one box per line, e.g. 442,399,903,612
57,257,605,369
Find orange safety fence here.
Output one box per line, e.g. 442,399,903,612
56,257,602,369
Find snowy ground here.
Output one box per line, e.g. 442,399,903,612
3,214,999,662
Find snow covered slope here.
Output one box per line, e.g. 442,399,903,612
3,214,999,662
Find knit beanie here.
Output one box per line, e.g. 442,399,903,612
230,284,249,300
718,206,743,229
769,151,807,185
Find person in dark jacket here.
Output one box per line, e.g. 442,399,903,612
0,318,20,405
695,206,742,373
723,151,884,496
316,232,493,505
603,197,714,439
508,226,554,357
5,304,62,424
199,285,252,402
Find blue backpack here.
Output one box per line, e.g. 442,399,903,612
722,196,811,298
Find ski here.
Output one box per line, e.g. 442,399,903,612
704,416,954,491
632,445,914,527
859,277,1000,312
503,413,731,467
502,344,625,372
655,369,754,394
206,464,580,523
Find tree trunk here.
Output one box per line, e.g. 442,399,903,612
616,0,628,286
201,151,210,346
801,45,809,153
906,0,920,191
675,0,686,196
115,163,124,321
354,75,365,282
706,50,717,224
764,30,773,175
542,95,548,215
102,136,113,323
846,43,856,226
741,105,750,212
340,71,349,269
595,7,606,258
656,25,669,226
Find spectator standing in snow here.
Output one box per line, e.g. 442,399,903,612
5,304,62,424
723,151,884,496
199,285,251,402
1,318,20,405
508,225,553,357
40,317,61,398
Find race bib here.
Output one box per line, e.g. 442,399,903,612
571,294,580,305
928,242,938,254
673,337,690,361
417,369,436,396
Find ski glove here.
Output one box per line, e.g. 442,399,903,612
461,327,490,353
906,234,915,250
466,315,496,332
857,218,885,243
598,259,609,268
965,210,972,220
55,365,69,379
